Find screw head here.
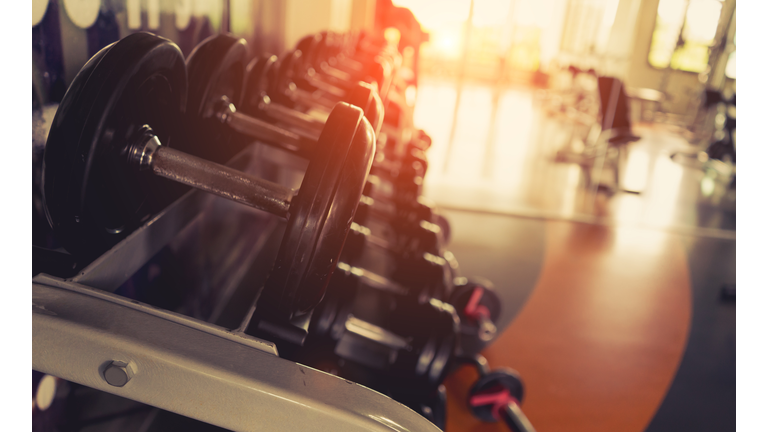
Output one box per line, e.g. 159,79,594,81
103,361,135,387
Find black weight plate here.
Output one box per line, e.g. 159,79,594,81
184,34,247,162
467,369,525,422
347,82,384,136
450,278,502,324
242,55,279,117
388,299,459,395
261,103,376,319
295,34,322,70
432,210,452,245
307,269,357,341
43,32,187,262
275,50,307,104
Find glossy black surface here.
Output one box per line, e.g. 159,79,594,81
43,33,187,262
184,34,248,163
255,104,376,320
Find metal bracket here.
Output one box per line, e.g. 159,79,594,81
32,276,440,432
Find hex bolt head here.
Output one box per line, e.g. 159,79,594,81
103,361,135,387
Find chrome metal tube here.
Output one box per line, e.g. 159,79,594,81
320,63,352,82
265,102,324,136
305,73,348,98
337,262,409,296
345,316,411,351
293,87,337,110
150,146,293,218
502,403,537,432
227,109,307,153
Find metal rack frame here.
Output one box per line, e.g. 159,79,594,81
32,148,441,432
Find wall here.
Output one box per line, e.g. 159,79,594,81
284,0,353,51
32,0,372,107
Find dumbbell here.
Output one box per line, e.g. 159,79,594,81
450,277,502,355
190,43,439,256
185,39,442,276
296,33,395,100
459,355,536,432
310,31,364,76
309,275,460,397
183,34,379,166
242,54,384,139
335,250,450,303
355,194,448,252
264,47,363,112
42,32,375,320
237,52,447,250
245,54,419,198
257,39,411,173
302,33,408,142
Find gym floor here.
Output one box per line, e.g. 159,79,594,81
417,78,736,431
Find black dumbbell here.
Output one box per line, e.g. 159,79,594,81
237,53,445,254
355,195,447,252
183,34,382,165
450,277,502,355
334,250,450,302
296,33,395,100
269,47,365,112
235,51,446,252
343,221,438,260
311,31,365,77
242,54,384,139
43,32,375,321
459,355,536,432
186,35,441,311
310,252,449,342
367,146,429,194
309,277,460,397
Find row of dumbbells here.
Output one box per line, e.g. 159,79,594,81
39,27,531,431
250,31,534,431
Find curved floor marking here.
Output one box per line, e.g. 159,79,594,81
445,220,692,432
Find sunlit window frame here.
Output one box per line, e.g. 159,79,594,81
646,0,725,74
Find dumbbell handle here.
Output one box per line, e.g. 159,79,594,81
218,98,314,154
292,85,338,110
501,403,537,432
350,222,397,251
257,95,325,135
132,128,294,218
346,315,411,350
304,71,348,99
464,286,499,342
361,196,434,226
462,354,536,432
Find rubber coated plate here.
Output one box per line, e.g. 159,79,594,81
467,369,525,422
260,103,376,320
308,270,357,341
273,50,305,105
295,34,322,69
43,32,187,262
184,34,247,162
242,55,279,117
431,209,451,244
389,299,460,396
449,279,502,324
347,82,384,135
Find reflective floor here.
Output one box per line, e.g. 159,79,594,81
442,213,735,432
414,78,736,239
416,79,736,431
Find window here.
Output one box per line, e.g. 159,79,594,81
724,32,735,79
648,0,723,73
